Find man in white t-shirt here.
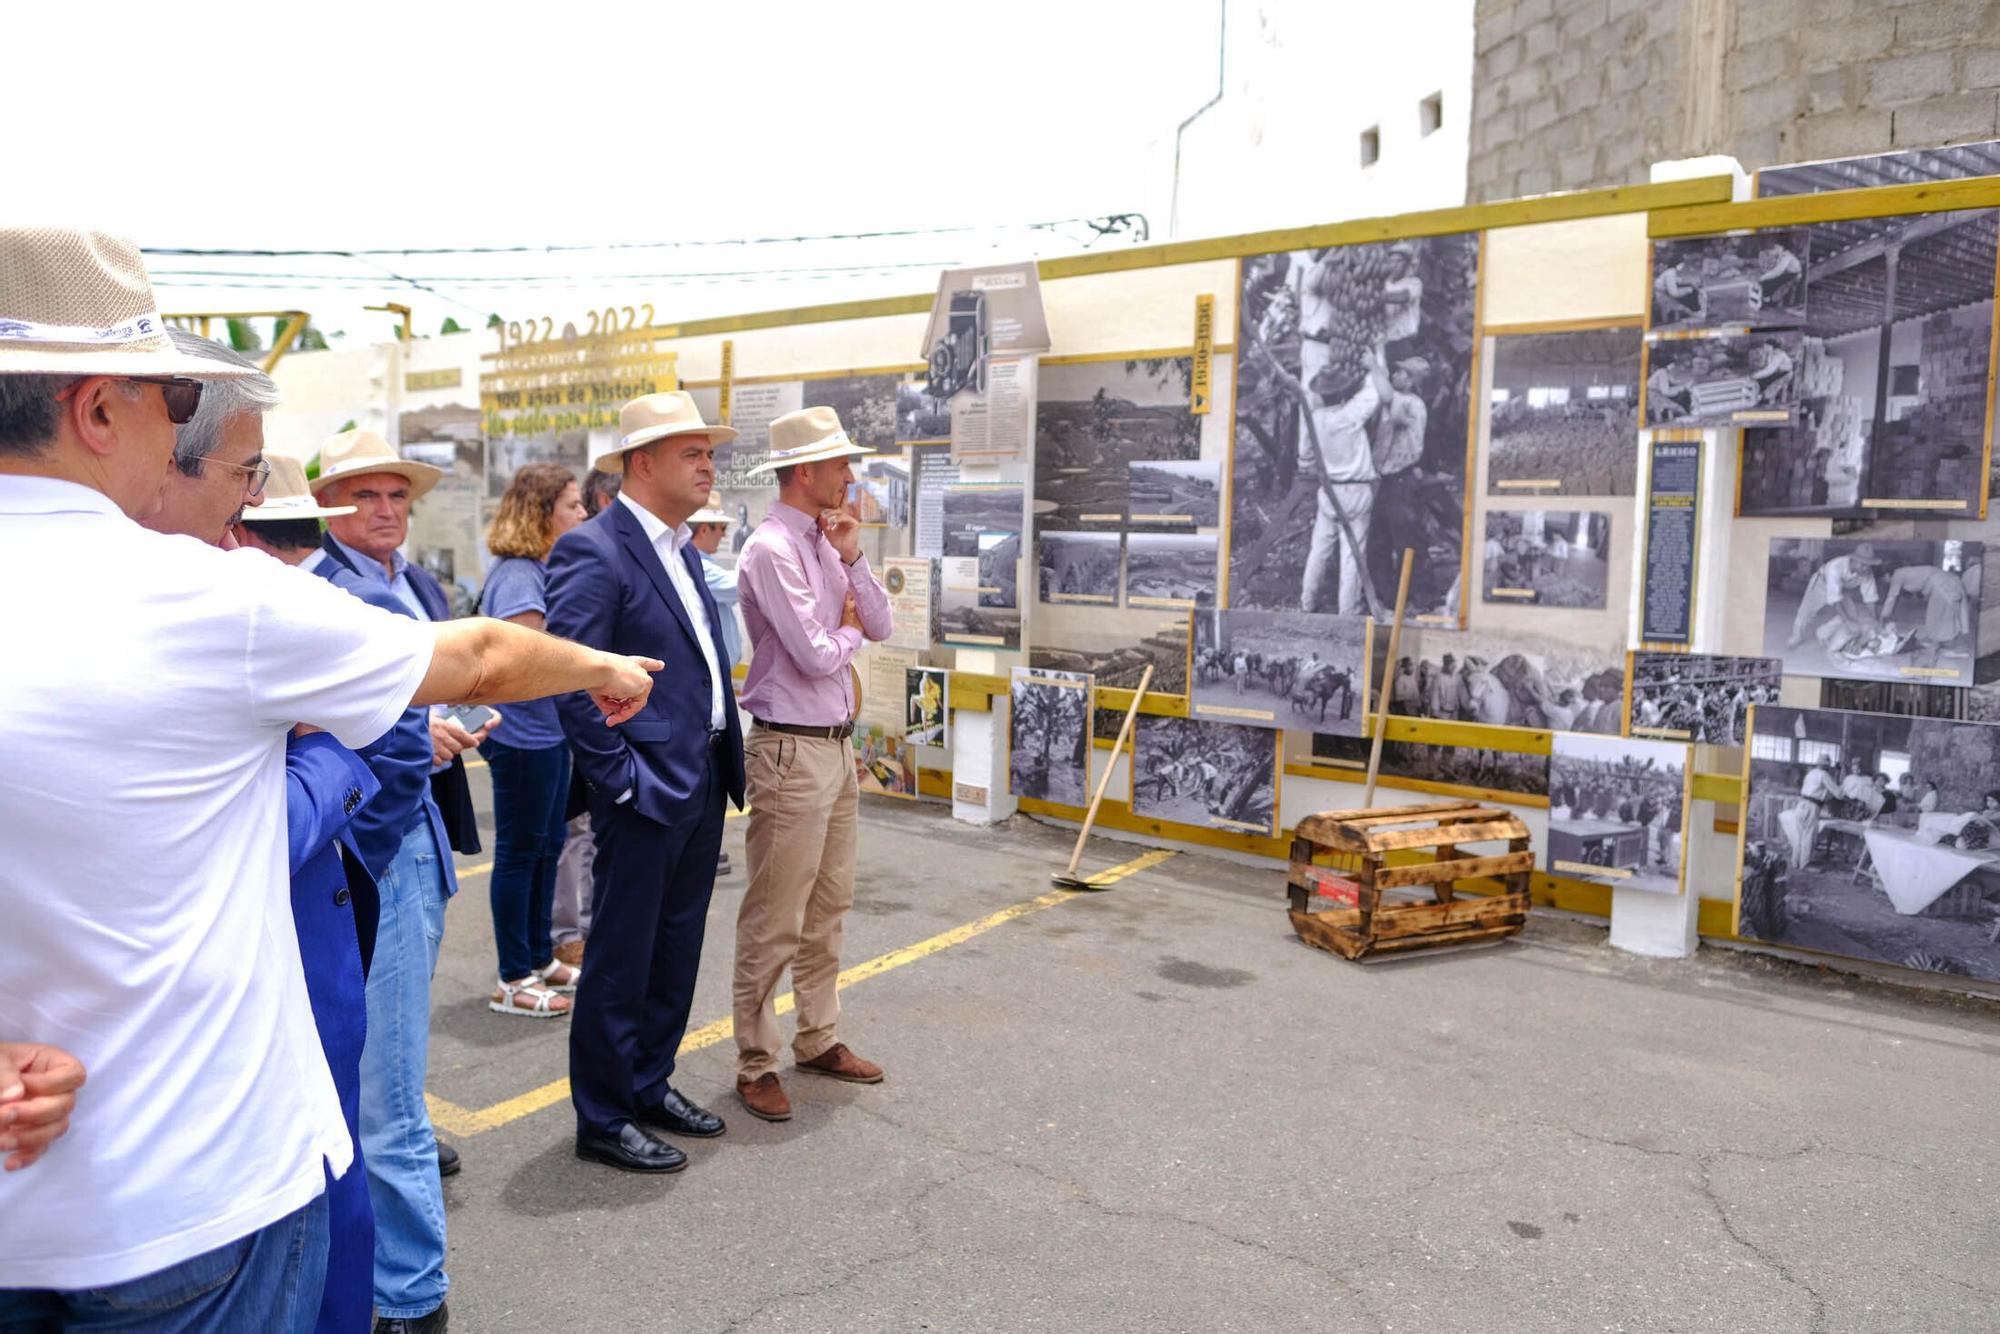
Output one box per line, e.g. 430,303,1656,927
0,227,661,1332
1298,360,1383,615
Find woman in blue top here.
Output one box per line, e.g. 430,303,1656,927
479,463,590,1016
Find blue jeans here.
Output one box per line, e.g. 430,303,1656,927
0,1193,328,1333
358,818,449,1320
484,738,570,981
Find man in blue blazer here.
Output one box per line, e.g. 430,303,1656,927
548,392,746,1174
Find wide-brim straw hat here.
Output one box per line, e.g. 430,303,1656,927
747,405,872,475
689,490,730,526
309,428,443,501
242,454,355,521
594,390,737,473
0,227,263,380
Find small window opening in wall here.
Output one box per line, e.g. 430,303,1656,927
1420,92,1443,136
1360,125,1380,167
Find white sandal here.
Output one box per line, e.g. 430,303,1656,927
535,959,581,993
489,978,571,1018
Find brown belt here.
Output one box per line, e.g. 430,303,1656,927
754,718,854,740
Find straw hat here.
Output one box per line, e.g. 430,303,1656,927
689,490,730,526
1848,543,1880,567
309,428,443,501
241,454,355,522
593,391,737,473
747,405,872,475
0,226,261,380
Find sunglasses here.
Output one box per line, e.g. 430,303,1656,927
129,377,206,425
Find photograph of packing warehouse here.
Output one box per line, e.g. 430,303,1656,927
1627,652,1783,747
1649,228,1809,332
1190,609,1366,734
1129,716,1280,837
1739,706,2000,984
1736,208,1998,518
1007,669,1094,805
1763,537,1982,685
1547,733,1691,894
1479,510,1611,608
1127,459,1221,526
1123,532,1218,609
1643,331,1802,426
1820,678,2000,724
1375,624,1626,734
1483,327,1643,497
1308,733,1551,800
1230,232,1478,624
1037,531,1121,604
1033,357,1201,530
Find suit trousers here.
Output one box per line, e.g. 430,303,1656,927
734,729,858,1081
569,745,726,1138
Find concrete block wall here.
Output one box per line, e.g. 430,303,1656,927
1470,0,2000,201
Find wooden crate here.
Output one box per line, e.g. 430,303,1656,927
1286,801,1533,961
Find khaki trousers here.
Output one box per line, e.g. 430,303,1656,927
734,728,858,1080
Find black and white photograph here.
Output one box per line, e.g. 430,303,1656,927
1124,532,1218,609
1309,733,1552,800
1031,605,1190,703
1038,531,1119,604
1128,459,1221,527
1643,331,1802,427
806,372,900,452
1129,716,1280,837
1033,358,1200,530
1377,625,1627,734
938,557,1020,650
940,483,1023,558
904,666,949,749
1547,733,1690,894
1736,208,1997,518
486,427,588,499
976,531,1020,609
1819,678,2000,723
1763,537,1981,685
1485,327,1643,497
1739,705,2000,983
1758,141,2000,197
896,377,952,443
1479,510,1611,608
1649,229,1808,332
1190,609,1366,734
1628,652,1782,746
846,456,908,528
1231,232,1479,623
1007,668,1093,805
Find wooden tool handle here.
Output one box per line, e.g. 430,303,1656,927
1363,549,1417,808
1064,665,1154,879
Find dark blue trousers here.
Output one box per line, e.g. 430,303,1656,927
483,739,571,982
569,745,726,1138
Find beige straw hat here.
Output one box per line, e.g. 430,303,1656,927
593,391,737,473
746,405,872,475
309,428,444,500
0,227,261,380
242,454,356,521
689,490,731,526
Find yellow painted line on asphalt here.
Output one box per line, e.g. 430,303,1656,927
456,861,491,882
427,846,1176,1137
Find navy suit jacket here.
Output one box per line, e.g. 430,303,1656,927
546,501,745,824
310,556,461,897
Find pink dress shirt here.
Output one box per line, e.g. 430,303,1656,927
737,501,893,726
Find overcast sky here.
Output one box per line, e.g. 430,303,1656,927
18,1,1220,340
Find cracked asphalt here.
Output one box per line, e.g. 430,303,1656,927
428,780,2000,1332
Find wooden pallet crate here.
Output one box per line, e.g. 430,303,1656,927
1286,801,1533,961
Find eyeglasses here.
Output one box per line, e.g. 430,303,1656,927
210,456,271,497
129,377,205,425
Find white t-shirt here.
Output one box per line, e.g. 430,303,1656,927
0,477,434,1288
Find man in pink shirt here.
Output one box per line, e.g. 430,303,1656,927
732,406,894,1122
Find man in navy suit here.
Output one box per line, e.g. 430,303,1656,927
548,391,746,1174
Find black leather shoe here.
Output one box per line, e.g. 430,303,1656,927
637,1085,726,1138
436,1142,460,1178
373,1301,447,1333
575,1123,687,1174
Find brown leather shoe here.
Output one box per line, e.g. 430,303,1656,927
796,1043,884,1084
553,939,585,969
736,1073,791,1122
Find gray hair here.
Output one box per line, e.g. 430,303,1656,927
0,374,74,456
167,330,280,476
